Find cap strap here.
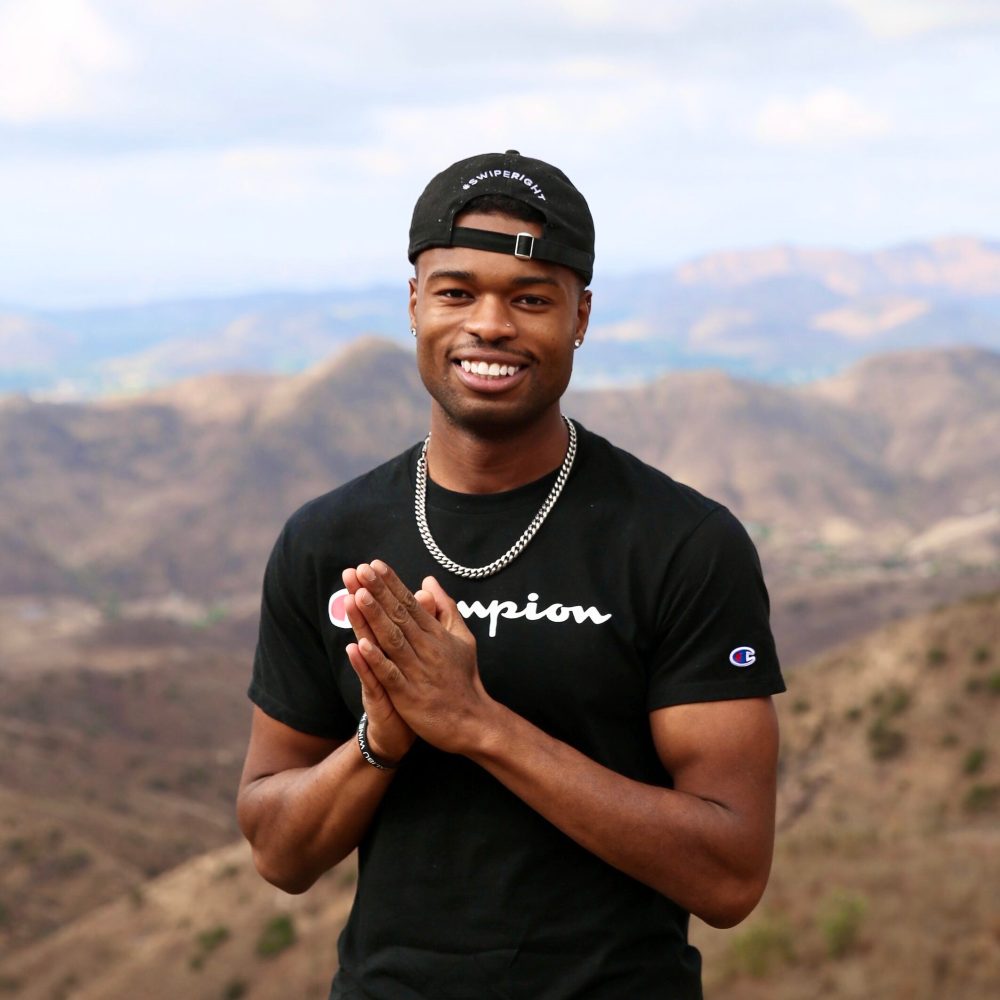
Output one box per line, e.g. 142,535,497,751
450,227,593,278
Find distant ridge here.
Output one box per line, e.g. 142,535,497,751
6,237,1000,397
675,235,1000,295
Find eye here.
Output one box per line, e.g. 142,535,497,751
516,294,550,307
437,287,472,300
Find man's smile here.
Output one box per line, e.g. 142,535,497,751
458,359,522,377
453,355,530,390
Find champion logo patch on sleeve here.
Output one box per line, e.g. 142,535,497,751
729,646,756,667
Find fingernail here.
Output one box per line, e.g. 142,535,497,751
359,590,373,607
359,564,376,583
371,559,387,575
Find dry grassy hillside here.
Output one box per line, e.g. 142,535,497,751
0,615,253,949
1,592,996,999
0,843,356,1000
695,590,1000,999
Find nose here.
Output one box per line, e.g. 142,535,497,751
463,294,514,341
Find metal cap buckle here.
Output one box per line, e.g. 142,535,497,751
513,232,535,259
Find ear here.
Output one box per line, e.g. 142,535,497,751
574,288,592,346
408,275,418,330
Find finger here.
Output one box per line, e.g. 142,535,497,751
346,641,378,692
346,642,392,705
357,563,432,641
355,585,414,663
343,592,379,647
342,567,361,594
369,560,438,631
357,636,407,692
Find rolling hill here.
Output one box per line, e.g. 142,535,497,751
1,341,996,609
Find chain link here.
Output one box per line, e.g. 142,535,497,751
414,416,577,579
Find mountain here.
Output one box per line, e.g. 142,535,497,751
813,346,1000,500
1,342,996,610
8,238,1000,397
673,236,1000,295
0,332,997,996
2,288,404,397
572,345,1000,546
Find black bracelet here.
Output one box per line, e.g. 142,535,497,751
357,712,397,770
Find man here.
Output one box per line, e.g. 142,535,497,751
238,150,784,999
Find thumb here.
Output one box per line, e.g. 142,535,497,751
421,576,467,632
413,587,438,618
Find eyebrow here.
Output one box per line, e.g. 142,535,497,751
425,268,560,288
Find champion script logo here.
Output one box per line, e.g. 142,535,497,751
328,589,611,638
461,169,546,200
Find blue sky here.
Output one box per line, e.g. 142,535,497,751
2,0,999,308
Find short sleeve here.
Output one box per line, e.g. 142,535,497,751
248,521,355,739
647,507,785,710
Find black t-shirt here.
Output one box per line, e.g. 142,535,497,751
249,421,785,1000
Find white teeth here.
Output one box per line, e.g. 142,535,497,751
459,360,521,379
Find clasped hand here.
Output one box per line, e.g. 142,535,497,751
342,560,489,763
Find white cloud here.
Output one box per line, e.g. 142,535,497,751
0,0,133,123
837,0,1000,38
551,0,690,29
374,74,711,169
753,88,890,146
0,141,423,304
216,143,409,201
1,0,998,306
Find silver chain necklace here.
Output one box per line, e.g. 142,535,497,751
414,416,577,579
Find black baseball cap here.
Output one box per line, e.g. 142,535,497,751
408,150,595,285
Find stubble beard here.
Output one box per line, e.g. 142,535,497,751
420,364,573,442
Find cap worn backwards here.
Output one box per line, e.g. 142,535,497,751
408,150,596,286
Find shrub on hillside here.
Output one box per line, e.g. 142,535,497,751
867,716,907,760
963,783,1000,813
820,890,867,959
727,914,795,977
190,924,231,970
256,913,297,958
962,747,987,775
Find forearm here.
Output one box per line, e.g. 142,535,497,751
345,561,778,925
464,702,773,927
238,738,395,894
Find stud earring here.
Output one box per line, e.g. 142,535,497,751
574,339,582,348
410,327,417,338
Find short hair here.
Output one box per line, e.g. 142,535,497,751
458,194,546,228
454,194,587,289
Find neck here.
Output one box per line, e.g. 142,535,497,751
425,407,570,493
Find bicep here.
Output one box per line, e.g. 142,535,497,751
239,706,345,793
650,697,779,836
